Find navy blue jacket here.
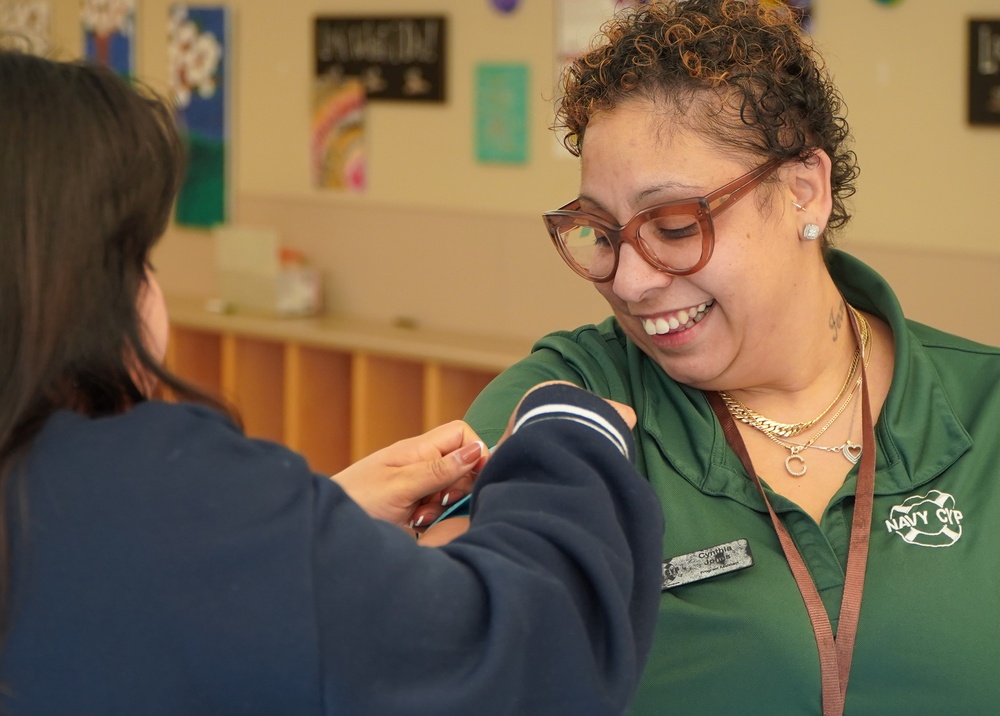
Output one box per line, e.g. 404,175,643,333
0,384,662,715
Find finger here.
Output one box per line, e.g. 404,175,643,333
416,491,439,507
604,399,637,428
468,446,491,478
390,420,486,466
418,517,471,547
440,485,470,509
409,504,442,531
405,440,485,500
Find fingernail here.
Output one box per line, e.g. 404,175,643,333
441,493,450,507
414,515,425,527
407,519,415,529
455,441,484,464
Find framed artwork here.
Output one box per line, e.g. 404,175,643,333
311,75,367,192
475,63,529,164
969,19,1000,126
0,0,50,54
82,0,135,76
315,16,446,103
169,4,229,228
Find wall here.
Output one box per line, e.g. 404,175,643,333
43,0,1000,345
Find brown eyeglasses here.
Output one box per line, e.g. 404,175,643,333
542,157,784,282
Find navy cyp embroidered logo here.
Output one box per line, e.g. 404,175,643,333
885,489,963,547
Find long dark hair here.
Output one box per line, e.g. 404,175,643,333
0,51,231,634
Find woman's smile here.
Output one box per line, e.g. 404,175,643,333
640,299,715,336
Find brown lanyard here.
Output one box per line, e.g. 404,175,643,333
704,309,875,716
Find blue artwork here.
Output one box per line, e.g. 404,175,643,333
168,4,228,228
82,0,135,76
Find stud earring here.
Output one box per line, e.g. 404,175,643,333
791,201,805,211
802,223,821,240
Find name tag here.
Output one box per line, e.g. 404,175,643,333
662,538,754,591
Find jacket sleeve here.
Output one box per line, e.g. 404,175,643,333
465,322,633,448
312,383,663,716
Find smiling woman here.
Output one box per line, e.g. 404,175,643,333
463,1,1000,714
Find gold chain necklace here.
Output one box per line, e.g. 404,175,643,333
759,309,871,476
762,377,864,476
722,307,873,476
719,306,870,439
772,392,863,473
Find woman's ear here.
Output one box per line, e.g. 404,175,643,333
788,149,834,228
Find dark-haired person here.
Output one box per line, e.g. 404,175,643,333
0,50,664,715
462,1,1000,714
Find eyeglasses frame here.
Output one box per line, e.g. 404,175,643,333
542,157,785,283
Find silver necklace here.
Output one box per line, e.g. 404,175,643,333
772,395,862,475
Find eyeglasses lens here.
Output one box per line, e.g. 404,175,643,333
558,226,612,279
558,210,705,279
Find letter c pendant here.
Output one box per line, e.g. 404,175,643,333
785,454,807,477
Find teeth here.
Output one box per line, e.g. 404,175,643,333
641,300,714,336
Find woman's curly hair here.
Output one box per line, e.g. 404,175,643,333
556,0,858,242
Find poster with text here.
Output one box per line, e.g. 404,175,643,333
169,4,229,228
82,0,135,77
315,16,446,103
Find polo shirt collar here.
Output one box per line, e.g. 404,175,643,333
829,250,972,494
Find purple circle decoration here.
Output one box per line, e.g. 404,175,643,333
491,0,521,14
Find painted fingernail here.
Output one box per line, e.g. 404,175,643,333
441,493,451,507
414,515,425,528
455,441,485,464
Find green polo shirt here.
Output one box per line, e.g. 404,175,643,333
465,250,1000,714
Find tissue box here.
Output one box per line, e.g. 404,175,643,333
214,226,323,317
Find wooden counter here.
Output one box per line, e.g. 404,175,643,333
166,295,533,475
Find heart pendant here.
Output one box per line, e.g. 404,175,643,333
843,442,862,465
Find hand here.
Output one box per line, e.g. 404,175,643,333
331,420,488,530
417,382,636,548
418,517,470,547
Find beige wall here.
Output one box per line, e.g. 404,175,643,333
44,0,1000,345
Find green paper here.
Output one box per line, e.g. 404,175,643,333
475,63,529,164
